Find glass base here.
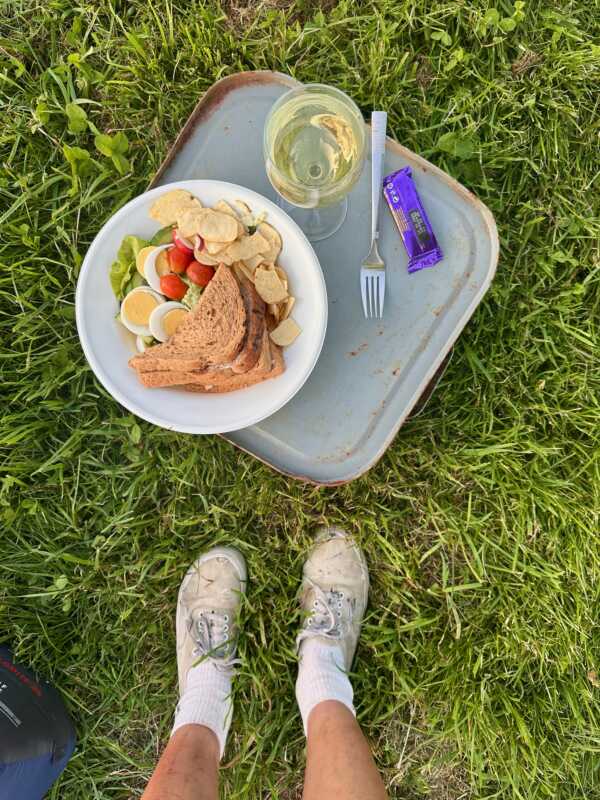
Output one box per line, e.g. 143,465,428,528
275,196,348,242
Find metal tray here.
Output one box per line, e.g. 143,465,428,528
150,71,498,484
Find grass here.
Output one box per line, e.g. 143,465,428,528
1,0,599,797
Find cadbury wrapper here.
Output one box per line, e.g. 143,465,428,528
383,167,443,273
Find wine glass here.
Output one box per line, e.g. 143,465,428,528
264,83,367,242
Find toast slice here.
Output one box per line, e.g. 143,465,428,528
129,264,246,374
184,334,284,394
137,328,283,392
231,279,266,374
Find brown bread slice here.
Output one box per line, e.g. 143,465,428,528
137,328,284,392
231,279,266,374
129,264,246,374
184,334,284,394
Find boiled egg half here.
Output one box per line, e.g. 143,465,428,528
143,244,172,292
120,286,165,336
149,301,189,342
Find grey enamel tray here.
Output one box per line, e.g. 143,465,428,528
149,71,498,484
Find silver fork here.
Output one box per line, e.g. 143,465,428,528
361,110,387,318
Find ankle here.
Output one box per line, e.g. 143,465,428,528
170,723,221,765
306,699,355,736
295,638,355,734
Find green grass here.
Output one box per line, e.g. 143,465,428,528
1,0,599,797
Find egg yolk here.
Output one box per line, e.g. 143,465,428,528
163,309,189,337
155,250,171,276
123,292,159,325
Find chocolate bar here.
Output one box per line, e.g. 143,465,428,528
383,167,443,273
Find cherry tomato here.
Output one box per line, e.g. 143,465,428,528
160,273,188,300
167,246,193,274
186,262,215,287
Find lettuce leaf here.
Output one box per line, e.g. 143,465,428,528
150,225,173,246
109,235,148,300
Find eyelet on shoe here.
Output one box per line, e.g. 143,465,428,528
224,614,229,621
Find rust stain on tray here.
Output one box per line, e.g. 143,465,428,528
347,343,368,357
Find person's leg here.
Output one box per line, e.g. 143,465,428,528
303,702,387,800
142,546,247,800
295,528,388,800
142,725,219,800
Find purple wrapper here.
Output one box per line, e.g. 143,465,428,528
383,167,443,273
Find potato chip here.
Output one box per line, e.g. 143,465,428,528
178,207,211,238
257,222,282,263
274,266,288,292
197,209,239,243
205,240,228,255
280,295,295,320
254,266,288,303
268,302,280,322
213,200,248,236
136,245,157,276
213,199,237,218
232,200,251,216
244,254,264,271
150,190,202,226
179,208,238,242
223,231,269,263
270,317,301,346
235,261,256,283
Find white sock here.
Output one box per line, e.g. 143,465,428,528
172,660,234,758
295,638,355,734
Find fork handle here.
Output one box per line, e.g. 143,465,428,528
371,111,387,242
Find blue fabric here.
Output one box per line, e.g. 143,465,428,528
0,736,75,800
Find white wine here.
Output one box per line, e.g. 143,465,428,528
265,86,366,208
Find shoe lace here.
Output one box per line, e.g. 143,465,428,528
297,580,354,646
191,609,240,669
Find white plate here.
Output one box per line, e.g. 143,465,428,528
76,180,328,434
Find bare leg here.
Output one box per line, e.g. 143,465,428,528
142,724,219,800
303,701,388,800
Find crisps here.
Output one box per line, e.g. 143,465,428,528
274,266,288,292
232,200,251,216
150,190,202,226
254,266,288,303
205,241,228,255
197,210,239,243
213,199,237,218
222,231,269,263
280,295,295,320
178,207,210,238
235,261,256,283
268,302,280,323
178,208,239,242
258,222,282,263
270,317,301,346
213,200,246,236
244,254,264,271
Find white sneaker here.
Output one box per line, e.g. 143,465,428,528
176,546,247,695
297,527,369,670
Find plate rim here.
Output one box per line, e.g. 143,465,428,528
75,179,328,434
